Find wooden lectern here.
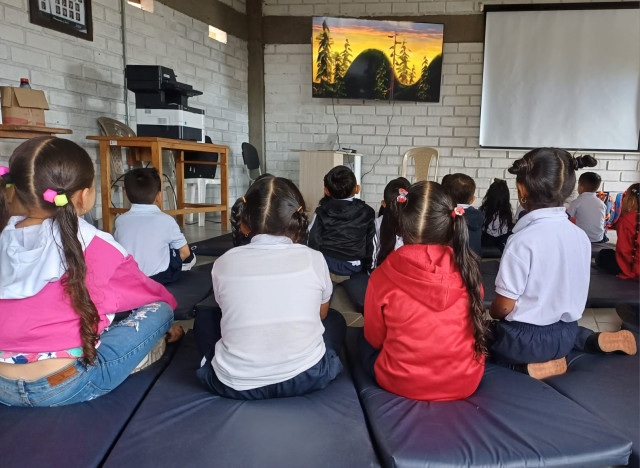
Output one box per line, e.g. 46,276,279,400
297,150,362,210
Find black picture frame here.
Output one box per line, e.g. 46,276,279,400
29,0,93,41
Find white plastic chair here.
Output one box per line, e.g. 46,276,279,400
400,147,439,182
184,136,220,226
185,178,220,226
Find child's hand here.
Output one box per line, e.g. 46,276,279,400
165,324,185,343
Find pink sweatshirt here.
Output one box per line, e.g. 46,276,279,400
0,217,176,357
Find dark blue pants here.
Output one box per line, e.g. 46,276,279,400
595,248,622,275
487,319,597,365
357,328,380,380
150,248,183,285
193,307,345,400
340,272,369,314
324,254,362,276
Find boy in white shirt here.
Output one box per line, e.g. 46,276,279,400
114,168,195,284
567,172,608,243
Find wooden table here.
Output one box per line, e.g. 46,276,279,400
87,136,229,233
0,124,72,139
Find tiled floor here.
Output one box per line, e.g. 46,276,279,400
181,220,623,334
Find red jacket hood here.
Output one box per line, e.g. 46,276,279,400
381,243,467,312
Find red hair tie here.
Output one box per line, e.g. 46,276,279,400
452,206,465,217
397,188,408,203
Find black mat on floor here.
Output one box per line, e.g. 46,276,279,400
104,332,380,468
0,342,178,468
546,336,639,468
481,262,639,308
618,302,639,334
189,233,234,257
164,266,213,320
345,327,632,468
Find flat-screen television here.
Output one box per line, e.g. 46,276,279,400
312,17,444,102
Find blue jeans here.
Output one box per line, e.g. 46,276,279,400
0,302,173,407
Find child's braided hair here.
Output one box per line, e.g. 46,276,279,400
231,176,309,245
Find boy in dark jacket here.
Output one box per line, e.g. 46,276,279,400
308,166,376,279
442,173,484,256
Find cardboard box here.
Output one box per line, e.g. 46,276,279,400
0,86,49,126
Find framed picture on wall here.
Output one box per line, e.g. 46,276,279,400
29,0,93,41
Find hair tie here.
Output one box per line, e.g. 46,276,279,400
397,188,408,203
452,206,465,217
0,166,12,187
242,196,246,204
43,188,69,207
296,206,303,212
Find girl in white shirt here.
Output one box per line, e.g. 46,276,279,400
489,148,636,379
194,176,344,399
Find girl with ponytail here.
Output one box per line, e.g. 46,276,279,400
195,176,345,399
361,181,486,401
372,177,411,268
0,137,176,406
489,148,635,380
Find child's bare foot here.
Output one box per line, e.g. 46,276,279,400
598,330,637,355
527,357,567,379
165,324,185,343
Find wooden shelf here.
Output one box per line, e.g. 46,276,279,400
0,124,72,139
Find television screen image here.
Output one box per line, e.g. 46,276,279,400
312,17,444,102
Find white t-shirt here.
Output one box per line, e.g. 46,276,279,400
372,215,404,267
496,207,590,326
210,234,332,390
485,214,510,237
114,204,187,276
567,192,606,242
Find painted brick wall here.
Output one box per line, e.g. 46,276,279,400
263,0,630,16
219,0,246,14
263,0,639,208
0,0,249,218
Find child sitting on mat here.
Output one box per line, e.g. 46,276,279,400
567,171,608,243
442,173,484,257
114,168,195,285
361,181,486,401
480,178,514,252
194,176,345,399
372,177,411,268
308,165,376,281
595,183,639,279
0,137,177,407
489,149,636,380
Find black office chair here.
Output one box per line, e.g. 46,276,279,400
241,142,262,184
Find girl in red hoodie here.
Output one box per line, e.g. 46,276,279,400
362,181,486,401
595,183,639,279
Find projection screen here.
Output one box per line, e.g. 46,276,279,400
480,6,640,152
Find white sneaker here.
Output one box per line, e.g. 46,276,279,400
182,253,197,271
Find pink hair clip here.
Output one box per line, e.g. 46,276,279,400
0,166,11,187
452,206,465,217
43,189,69,207
397,188,408,203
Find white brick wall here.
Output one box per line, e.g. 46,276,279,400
0,0,249,218
263,2,640,208
263,0,634,16
219,0,246,14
